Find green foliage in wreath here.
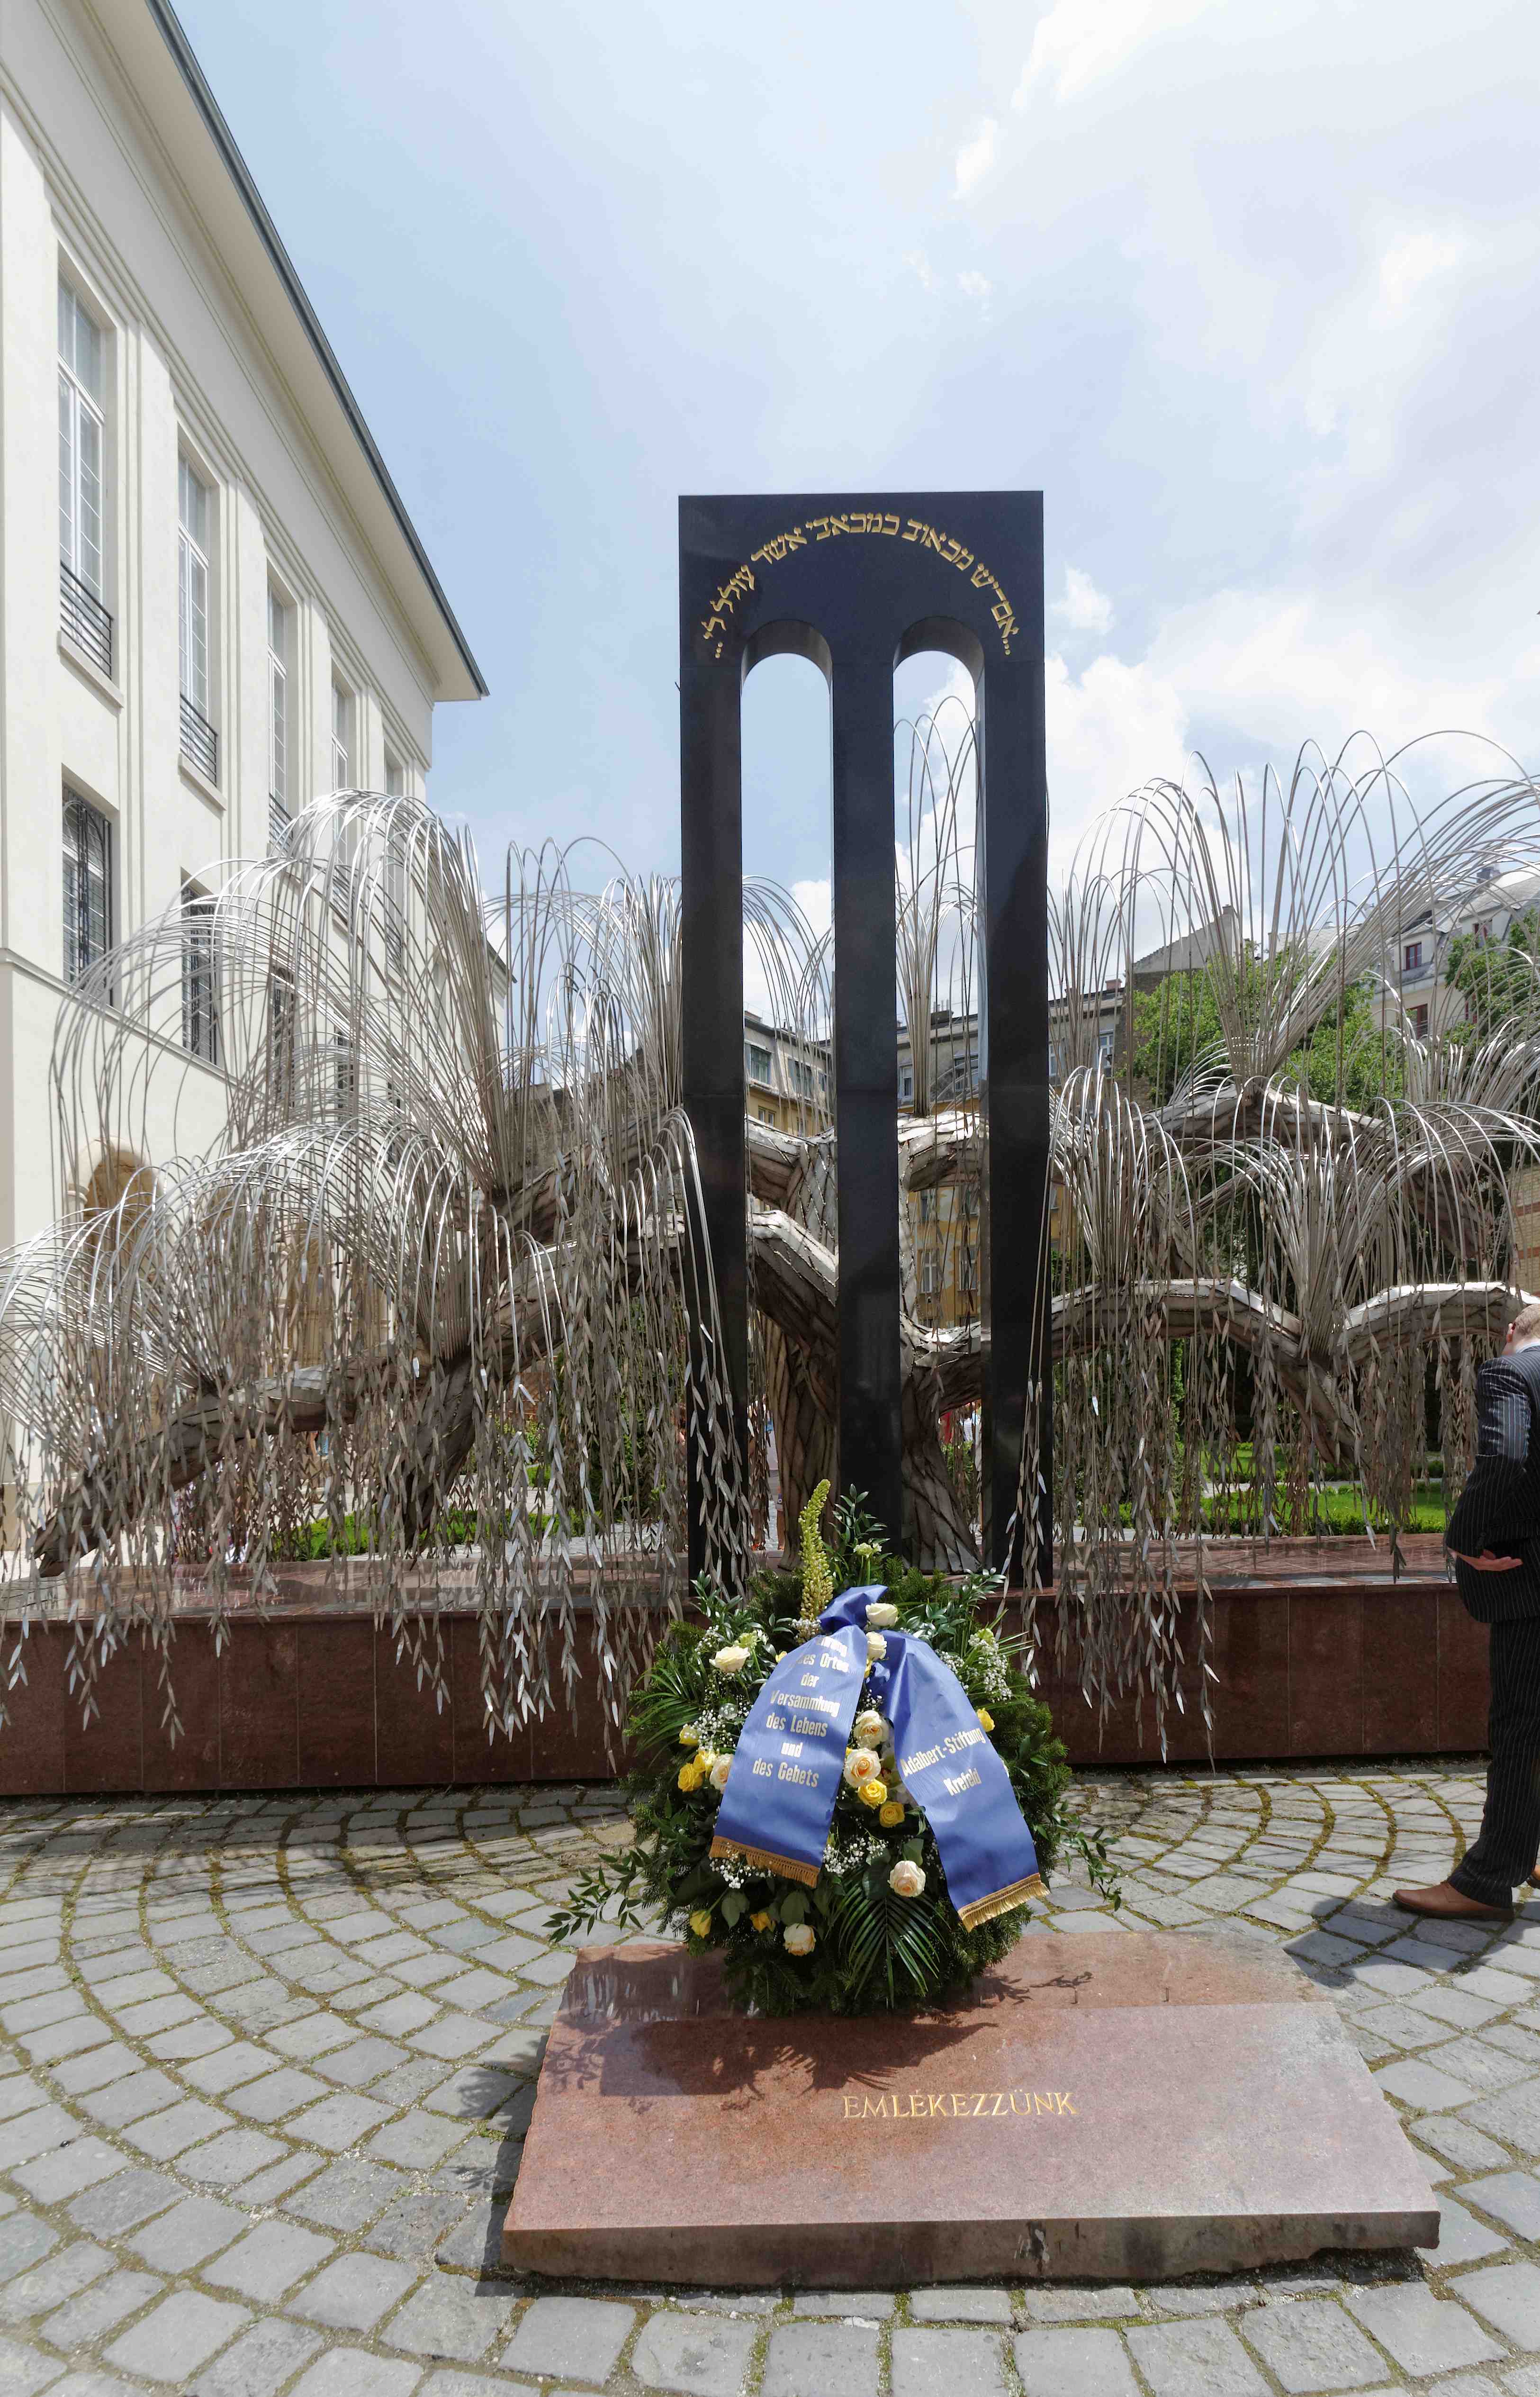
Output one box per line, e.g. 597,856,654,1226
547,1488,1119,2015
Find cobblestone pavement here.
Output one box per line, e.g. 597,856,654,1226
11,1768,1540,2395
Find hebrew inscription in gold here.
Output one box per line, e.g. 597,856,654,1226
697,508,1018,660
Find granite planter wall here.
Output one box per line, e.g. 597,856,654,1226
0,1572,1487,1797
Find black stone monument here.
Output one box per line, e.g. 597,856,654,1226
678,493,1048,1579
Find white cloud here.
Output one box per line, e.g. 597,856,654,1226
956,269,992,302
1375,227,1469,321
791,876,831,938
1053,566,1115,635
904,248,937,293
1045,650,1189,873
1013,0,1223,107
953,117,998,199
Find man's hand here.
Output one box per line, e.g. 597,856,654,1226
1451,1550,1524,1573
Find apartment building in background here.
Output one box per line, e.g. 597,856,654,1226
0,0,484,1248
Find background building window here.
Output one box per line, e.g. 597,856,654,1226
1411,1002,1430,1037
898,1062,914,1104
745,1039,772,1085
331,678,353,787
63,789,110,986
178,458,211,718
385,753,405,798
181,881,218,1063
959,1244,979,1294
268,585,290,843
919,1253,940,1296
1404,940,1423,972
788,1056,815,1099
58,281,105,603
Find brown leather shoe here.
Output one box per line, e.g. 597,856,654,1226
1395,1880,1514,1922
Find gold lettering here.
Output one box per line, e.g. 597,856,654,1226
829,2085,1076,2120
902,517,923,542
882,512,900,535
1034,2092,1053,2114
862,2095,891,2118
971,562,994,588
843,2094,862,2118
1009,2091,1030,2115
1055,2092,1077,2116
972,2094,991,2117
807,515,831,539
991,2093,1007,2117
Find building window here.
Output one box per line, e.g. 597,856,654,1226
919,1253,940,1296
788,1056,815,1100
331,678,353,788
1474,919,1494,945
267,968,295,1111
1048,1045,1060,1079
63,788,110,986
1411,1002,1430,1037
385,753,405,799
898,1062,914,1104
333,1030,356,1115
746,1039,773,1086
58,280,111,672
268,585,290,845
1097,1030,1115,1066
178,457,217,779
757,1106,775,1125
181,881,218,1063
918,1189,937,1224
1404,940,1423,973
959,1245,979,1294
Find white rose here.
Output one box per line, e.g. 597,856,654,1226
889,1860,926,1898
843,1746,882,1787
711,1644,750,1675
865,1602,899,1628
853,1709,886,1745
784,1922,816,1957
709,1755,732,1792
866,1633,888,1663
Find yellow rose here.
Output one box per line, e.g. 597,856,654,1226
858,1779,888,1809
879,1800,905,1827
783,1922,816,1957
677,1758,707,1792
843,1747,881,1787
688,1909,713,1938
679,1724,701,1747
977,1708,995,1734
750,1910,773,1932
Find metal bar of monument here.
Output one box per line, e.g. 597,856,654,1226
678,494,1048,1581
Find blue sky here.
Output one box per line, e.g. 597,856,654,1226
179,0,1540,905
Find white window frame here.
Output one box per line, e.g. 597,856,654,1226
745,1039,773,1087
58,279,106,601
1404,940,1423,973
919,1253,941,1297
384,752,406,799
63,786,112,989
331,677,353,789
181,879,219,1065
178,454,212,721
267,584,291,828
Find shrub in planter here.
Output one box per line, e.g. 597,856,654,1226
549,1489,1117,2014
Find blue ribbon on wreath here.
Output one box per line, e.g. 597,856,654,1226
710,1583,1043,1929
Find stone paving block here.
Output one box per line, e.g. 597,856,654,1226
1126,2316,1270,2395
52,2044,137,2097
909,2288,1014,2323
287,2347,423,2397
287,2092,392,2149
1022,2287,1140,2323
1467,2084,1540,2156
202,2221,335,2302
356,1996,441,2038
0,2330,63,2395
103,2289,252,2378
1013,2325,1139,2396
1239,2298,1390,2392
12,2137,126,2204
315,2038,406,2088
123,2095,231,2159
288,2158,404,2231
366,2192,470,2265
0,2218,57,2279
1457,2261,1540,2347
1343,2283,1503,2375
367,2109,469,2169
892,2326,1010,2397
126,2195,248,2271
181,2043,279,2097
504,2296,637,2383
1417,2115,1513,2173
267,2014,357,2062
790,2292,895,2317
180,2127,290,2187
431,1970,512,2010
0,2074,48,2122
290,2252,417,2331
1423,2193,1512,2264
1463,2169,1540,2238
7,2105,87,2165
66,2169,179,2237
187,2303,325,2394
42,2268,164,2347
759,2321,880,2397
1427,2039,1537,2096
226,2068,331,2124
383,2278,515,2362
80,2069,181,2129
0,2240,112,2324
1375,2056,1480,2111
629,2310,759,2397
412,2017,497,2061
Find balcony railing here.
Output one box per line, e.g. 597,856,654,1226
180,693,219,785
60,562,113,678
269,796,291,854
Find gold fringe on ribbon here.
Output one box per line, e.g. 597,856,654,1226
956,1872,1045,1931
710,1834,820,1889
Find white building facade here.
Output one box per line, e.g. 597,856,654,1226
0,0,484,1248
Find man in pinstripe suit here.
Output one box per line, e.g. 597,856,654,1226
1397,1301,1540,1921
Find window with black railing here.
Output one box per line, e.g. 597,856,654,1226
269,795,291,854
60,562,113,678
63,788,111,988
180,691,218,785
181,882,219,1065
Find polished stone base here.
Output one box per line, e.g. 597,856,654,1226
502,1930,1438,2286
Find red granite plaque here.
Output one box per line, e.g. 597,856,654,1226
502,1930,1437,2285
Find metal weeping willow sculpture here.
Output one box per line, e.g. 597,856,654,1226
5,727,1540,1758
